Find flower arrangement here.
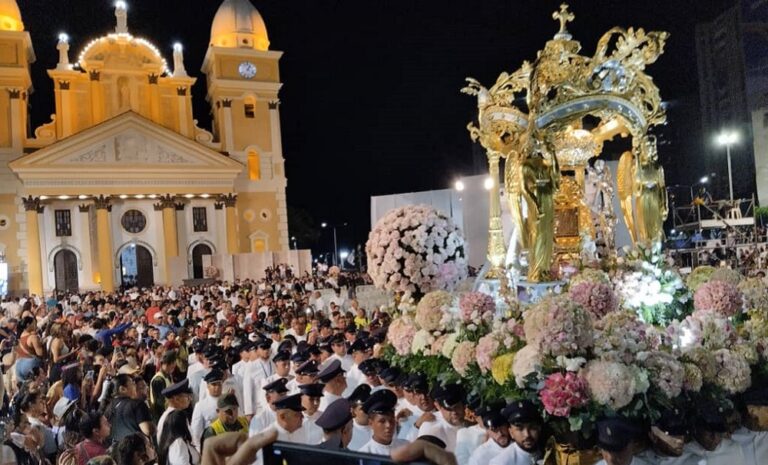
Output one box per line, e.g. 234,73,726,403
204,265,220,279
524,294,593,357
637,350,684,400
540,372,590,417
568,281,618,319
387,316,417,355
685,265,715,292
693,280,743,317
711,348,751,394
709,267,742,285
459,291,496,324
415,290,453,332
593,311,651,364
739,277,768,314
581,360,637,410
366,205,468,296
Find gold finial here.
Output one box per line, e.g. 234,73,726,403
553,3,575,39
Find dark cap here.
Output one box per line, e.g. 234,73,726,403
362,389,397,415
204,369,225,383
697,408,728,433
742,387,768,407
317,359,344,383
296,360,319,376
161,350,177,365
349,339,368,353
466,394,483,413
273,393,305,412
257,339,272,350
217,393,239,409
408,375,430,394
161,379,192,398
290,351,310,364
346,384,372,405
263,377,289,394
277,340,293,353
482,412,509,429
417,435,446,449
502,400,541,425
330,335,345,345
272,350,291,363
315,399,353,431
654,408,689,436
379,367,402,385
298,383,325,398
318,344,333,354
432,383,465,409
358,358,380,377
596,418,642,452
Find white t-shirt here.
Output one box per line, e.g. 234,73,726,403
167,438,200,465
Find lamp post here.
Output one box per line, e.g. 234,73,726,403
321,222,347,267
716,130,739,204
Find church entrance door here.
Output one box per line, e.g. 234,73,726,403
54,249,79,292
120,244,154,289
191,244,212,279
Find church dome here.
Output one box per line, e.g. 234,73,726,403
210,0,270,50
0,0,23,32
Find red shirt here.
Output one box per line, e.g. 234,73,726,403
146,306,161,325
74,439,108,465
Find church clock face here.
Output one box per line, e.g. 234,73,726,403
238,61,257,79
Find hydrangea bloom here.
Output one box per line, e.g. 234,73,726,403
685,266,716,292
677,310,736,352
451,341,476,376
682,362,703,392
709,267,742,286
410,329,435,354
569,281,619,319
712,349,751,394
475,333,501,374
491,353,515,385
582,360,636,410
523,294,593,357
512,344,542,387
693,280,743,317
539,372,590,417
415,290,453,332
366,205,468,295
458,292,496,323
593,311,650,364
387,317,416,356
637,351,684,399
739,277,768,314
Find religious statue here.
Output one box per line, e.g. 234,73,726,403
521,142,559,282
617,151,637,244
634,135,667,242
586,159,617,252
504,149,528,268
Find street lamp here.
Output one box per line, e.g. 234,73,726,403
291,236,297,250
321,222,347,266
715,130,739,203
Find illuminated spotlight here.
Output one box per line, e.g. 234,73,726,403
484,177,494,190
119,195,128,199
454,180,465,191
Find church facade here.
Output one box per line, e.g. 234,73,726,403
0,0,289,295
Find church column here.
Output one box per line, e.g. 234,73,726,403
22,197,44,297
8,89,24,151
221,99,234,153
58,81,73,138
176,87,190,137
220,194,239,254
94,195,114,292
148,74,161,124
89,70,104,125
78,204,95,288
155,195,179,283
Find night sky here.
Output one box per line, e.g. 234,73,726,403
18,0,731,255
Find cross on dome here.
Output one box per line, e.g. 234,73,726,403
115,0,128,34
553,3,575,40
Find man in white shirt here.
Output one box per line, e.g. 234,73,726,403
249,378,289,436
316,360,347,412
456,397,490,465
156,379,193,442
270,393,321,444
396,375,435,442
315,398,354,450
593,417,651,465
468,412,511,465
357,389,409,455
636,408,699,465
298,383,325,443
489,400,544,465
417,383,466,453
327,335,353,372
343,339,370,396
346,384,372,451
190,369,225,450
683,408,745,465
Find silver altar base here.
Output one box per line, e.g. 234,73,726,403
517,279,565,303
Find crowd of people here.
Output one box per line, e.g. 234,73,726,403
0,263,764,465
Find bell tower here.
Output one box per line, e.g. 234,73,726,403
202,0,288,252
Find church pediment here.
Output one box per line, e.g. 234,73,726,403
10,111,244,196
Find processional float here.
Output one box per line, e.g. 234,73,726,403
463,4,669,287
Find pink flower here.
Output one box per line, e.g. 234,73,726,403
568,281,618,319
459,292,496,323
387,317,416,356
451,341,476,376
581,360,636,410
475,334,501,374
539,372,590,417
524,295,593,357
693,280,743,317
415,290,453,331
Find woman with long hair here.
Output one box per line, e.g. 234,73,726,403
157,410,198,465
14,318,44,383
111,433,151,465
48,322,76,383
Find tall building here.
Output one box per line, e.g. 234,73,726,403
0,0,289,295
695,0,768,204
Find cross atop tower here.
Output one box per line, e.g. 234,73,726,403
552,3,575,40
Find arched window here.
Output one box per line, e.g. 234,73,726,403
248,150,261,180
